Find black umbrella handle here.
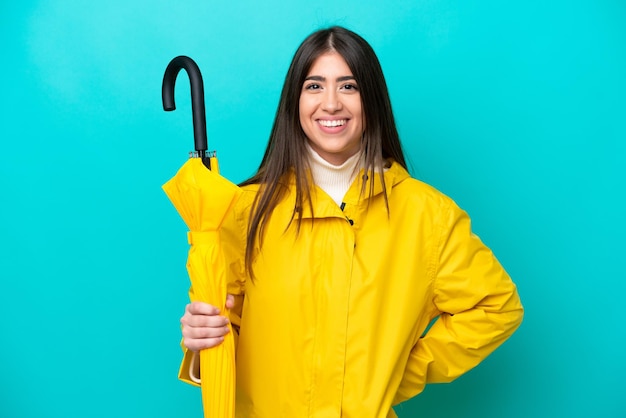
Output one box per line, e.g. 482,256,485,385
162,56,211,169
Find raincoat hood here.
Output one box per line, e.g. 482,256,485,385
289,160,411,220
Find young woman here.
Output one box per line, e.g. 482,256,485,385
179,26,523,417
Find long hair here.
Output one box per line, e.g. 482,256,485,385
240,26,407,276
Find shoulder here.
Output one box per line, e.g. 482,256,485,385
233,184,259,216
387,163,456,214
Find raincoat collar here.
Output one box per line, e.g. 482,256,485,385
294,160,411,219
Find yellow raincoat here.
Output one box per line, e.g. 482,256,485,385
179,161,523,417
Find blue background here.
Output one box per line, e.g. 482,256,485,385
1,1,624,417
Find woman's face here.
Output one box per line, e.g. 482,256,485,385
299,52,364,165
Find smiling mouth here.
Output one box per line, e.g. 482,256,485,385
318,119,347,127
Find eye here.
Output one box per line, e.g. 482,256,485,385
304,83,321,90
342,83,359,91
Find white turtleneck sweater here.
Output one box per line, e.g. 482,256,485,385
306,143,363,207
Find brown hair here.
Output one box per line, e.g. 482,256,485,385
240,26,407,277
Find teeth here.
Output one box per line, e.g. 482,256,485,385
318,119,346,127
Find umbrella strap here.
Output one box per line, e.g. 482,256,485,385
187,231,219,245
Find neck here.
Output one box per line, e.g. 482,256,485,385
306,143,363,206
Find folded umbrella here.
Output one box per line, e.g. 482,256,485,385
161,56,240,418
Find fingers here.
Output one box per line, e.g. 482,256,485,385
184,335,227,352
187,296,236,313
187,301,221,315
225,294,235,309
182,325,231,351
181,302,231,352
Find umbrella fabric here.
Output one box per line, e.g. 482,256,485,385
163,156,241,418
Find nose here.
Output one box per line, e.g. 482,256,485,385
321,89,342,113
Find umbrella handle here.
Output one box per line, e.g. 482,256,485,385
162,56,211,169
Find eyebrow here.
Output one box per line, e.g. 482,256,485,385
304,75,356,82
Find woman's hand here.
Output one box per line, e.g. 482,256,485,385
181,295,235,352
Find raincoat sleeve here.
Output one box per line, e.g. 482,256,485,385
178,194,249,387
393,197,524,404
